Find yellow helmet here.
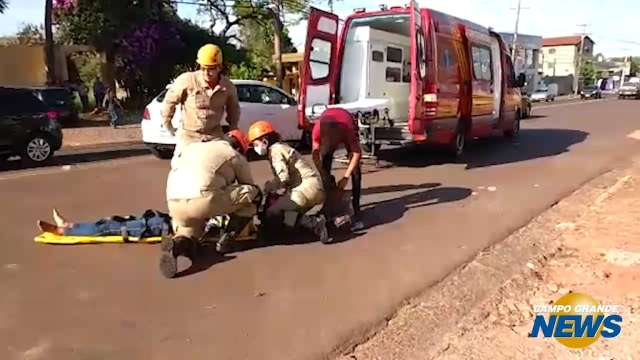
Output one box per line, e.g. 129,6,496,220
196,44,223,66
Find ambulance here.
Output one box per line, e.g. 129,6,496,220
299,1,525,156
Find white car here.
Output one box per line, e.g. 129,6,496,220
142,80,303,159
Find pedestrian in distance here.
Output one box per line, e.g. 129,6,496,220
160,43,241,155
247,120,330,245
93,76,106,112
103,88,123,128
311,107,364,232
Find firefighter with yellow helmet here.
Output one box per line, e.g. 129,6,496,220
161,43,241,148
247,120,330,245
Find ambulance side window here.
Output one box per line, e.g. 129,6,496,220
417,29,426,79
387,47,403,63
372,50,384,62
310,38,331,80
471,45,492,81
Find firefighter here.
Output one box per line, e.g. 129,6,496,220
160,130,260,278
247,120,330,245
311,108,364,231
160,43,240,151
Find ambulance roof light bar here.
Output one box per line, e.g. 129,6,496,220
353,7,366,13
379,4,388,10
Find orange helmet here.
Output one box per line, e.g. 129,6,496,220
247,120,275,143
226,129,249,154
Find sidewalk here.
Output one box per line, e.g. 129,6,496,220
341,161,640,359
61,112,142,150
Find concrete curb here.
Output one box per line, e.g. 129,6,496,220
61,140,144,152
335,158,636,359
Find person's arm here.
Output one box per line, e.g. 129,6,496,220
231,154,255,186
337,132,362,190
160,73,189,134
225,83,240,130
270,145,291,188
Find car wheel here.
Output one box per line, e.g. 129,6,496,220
22,134,54,163
150,146,174,160
505,112,521,139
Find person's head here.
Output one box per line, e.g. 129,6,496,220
247,120,280,157
196,43,223,83
225,129,249,155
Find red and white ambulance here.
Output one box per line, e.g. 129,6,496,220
299,1,525,156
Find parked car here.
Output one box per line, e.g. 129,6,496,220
29,86,78,124
618,82,640,99
580,85,602,100
0,87,63,163
141,80,302,159
530,87,556,102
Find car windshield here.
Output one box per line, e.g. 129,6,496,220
156,89,168,102
584,86,597,91
534,89,547,93
623,82,636,87
39,89,71,106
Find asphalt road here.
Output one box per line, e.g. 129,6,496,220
1,98,639,360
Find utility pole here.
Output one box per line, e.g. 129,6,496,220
269,0,284,89
511,0,522,61
328,0,334,12
574,24,589,95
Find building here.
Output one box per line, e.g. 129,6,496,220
541,36,595,94
499,32,543,94
0,43,93,87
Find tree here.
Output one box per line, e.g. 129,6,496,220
580,60,597,86
45,0,57,84
0,0,7,14
14,24,45,45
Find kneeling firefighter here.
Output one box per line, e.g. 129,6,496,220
247,120,330,245
161,130,260,278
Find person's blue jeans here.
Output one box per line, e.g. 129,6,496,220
109,107,121,127
63,211,170,237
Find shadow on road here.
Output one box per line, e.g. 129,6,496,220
523,114,547,120
376,128,589,170
361,182,441,196
176,247,236,278
0,148,151,172
358,186,472,232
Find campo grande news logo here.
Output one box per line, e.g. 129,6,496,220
529,292,623,348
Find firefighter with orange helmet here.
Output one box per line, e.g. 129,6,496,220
160,129,260,278
160,44,241,150
246,120,330,245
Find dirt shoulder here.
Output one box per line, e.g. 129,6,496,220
339,158,640,359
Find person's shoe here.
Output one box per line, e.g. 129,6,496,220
216,232,235,254
314,215,331,244
159,235,192,279
350,220,365,232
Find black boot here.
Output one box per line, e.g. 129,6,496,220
159,235,195,278
299,214,330,244
216,216,252,254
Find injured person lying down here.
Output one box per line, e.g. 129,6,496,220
37,208,172,238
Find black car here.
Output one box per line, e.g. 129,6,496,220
29,86,78,124
0,87,63,163
580,85,602,100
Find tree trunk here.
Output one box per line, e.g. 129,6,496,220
44,0,57,85
271,1,284,89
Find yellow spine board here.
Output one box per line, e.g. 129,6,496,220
34,232,162,245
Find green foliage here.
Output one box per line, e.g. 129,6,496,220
68,52,102,88
581,61,597,85
14,23,45,45
229,63,263,80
